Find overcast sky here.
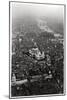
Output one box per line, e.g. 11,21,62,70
11,2,64,23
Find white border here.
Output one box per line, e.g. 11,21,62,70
9,1,66,99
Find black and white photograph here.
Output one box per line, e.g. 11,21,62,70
9,1,65,98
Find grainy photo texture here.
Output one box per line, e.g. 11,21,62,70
9,2,65,98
